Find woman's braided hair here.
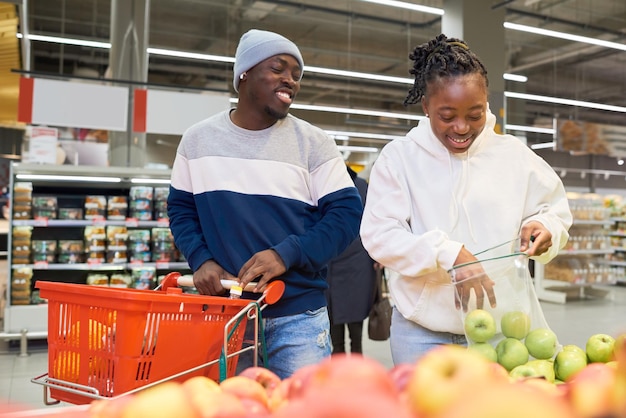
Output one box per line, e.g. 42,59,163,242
404,33,489,106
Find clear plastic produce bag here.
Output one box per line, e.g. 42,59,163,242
448,240,561,358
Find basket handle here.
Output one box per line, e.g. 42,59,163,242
159,271,284,304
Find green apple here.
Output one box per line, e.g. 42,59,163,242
525,359,556,382
467,342,498,362
496,337,529,371
464,309,496,343
500,311,531,340
509,364,540,380
524,328,558,359
554,347,587,381
586,333,615,363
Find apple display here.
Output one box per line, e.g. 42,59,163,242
468,342,498,362
496,337,529,371
464,309,497,343
524,328,558,359
500,310,531,340
554,346,588,382
613,333,626,360
586,333,616,363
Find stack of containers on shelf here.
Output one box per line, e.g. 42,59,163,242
131,266,157,289
31,239,57,263
58,207,83,220
129,186,153,220
32,196,57,219
106,226,128,263
84,195,106,220
128,229,151,262
11,267,33,305
84,225,106,263
12,182,32,220
152,227,176,262
107,196,128,220
154,187,169,220
58,239,84,263
12,226,32,265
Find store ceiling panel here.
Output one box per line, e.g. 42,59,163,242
7,0,626,149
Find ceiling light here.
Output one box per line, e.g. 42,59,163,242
504,22,626,52
505,124,555,134
17,33,111,49
503,73,527,83
148,47,235,63
505,91,626,113
357,0,444,15
530,142,555,150
618,159,624,166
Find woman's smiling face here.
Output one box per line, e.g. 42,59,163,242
421,73,488,154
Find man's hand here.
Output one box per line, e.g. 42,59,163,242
452,247,496,312
193,260,237,296
238,249,287,292
520,221,552,256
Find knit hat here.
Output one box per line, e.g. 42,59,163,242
233,29,304,92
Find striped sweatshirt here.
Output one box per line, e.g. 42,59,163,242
167,110,363,317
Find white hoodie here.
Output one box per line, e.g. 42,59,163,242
360,108,572,334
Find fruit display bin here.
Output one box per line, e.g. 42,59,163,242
31,278,256,405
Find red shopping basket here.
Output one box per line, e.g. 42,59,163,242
36,280,252,405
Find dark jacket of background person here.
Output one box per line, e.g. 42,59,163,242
326,166,377,327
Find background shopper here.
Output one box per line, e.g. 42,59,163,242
326,165,377,354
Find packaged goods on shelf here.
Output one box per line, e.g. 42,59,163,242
131,266,157,289
58,207,84,220
58,240,85,263
11,267,33,305
107,195,128,220
32,195,58,219
12,181,33,220
84,195,106,219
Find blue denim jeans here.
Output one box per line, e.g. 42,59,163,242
236,306,331,380
390,306,467,366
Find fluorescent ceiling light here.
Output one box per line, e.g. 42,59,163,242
505,91,626,113
291,103,423,121
503,73,527,83
16,174,122,182
336,145,379,153
305,65,411,84
148,47,235,64
17,33,111,49
504,22,626,52
505,124,555,134
358,0,443,15
530,142,556,150
130,178,171,184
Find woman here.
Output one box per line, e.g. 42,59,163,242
359,33,572,365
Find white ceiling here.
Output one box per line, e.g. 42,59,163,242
13,0,626,155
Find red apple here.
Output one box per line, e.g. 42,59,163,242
387,363,415,394
406,344,497,417
568,362,617,418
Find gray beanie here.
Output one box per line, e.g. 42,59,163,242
233,29,304,92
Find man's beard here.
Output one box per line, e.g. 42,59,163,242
265,105,288,120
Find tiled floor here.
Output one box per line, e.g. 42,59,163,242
1,283,625,414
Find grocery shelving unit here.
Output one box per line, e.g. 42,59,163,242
2,163,191,340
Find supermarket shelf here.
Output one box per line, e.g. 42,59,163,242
557,249,614,256
534,263,615,304
11,261,190,271
12,219,170,228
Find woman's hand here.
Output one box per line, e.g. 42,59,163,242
452,247,496,312
520,221,552,256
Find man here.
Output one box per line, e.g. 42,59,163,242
167,29,363,379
